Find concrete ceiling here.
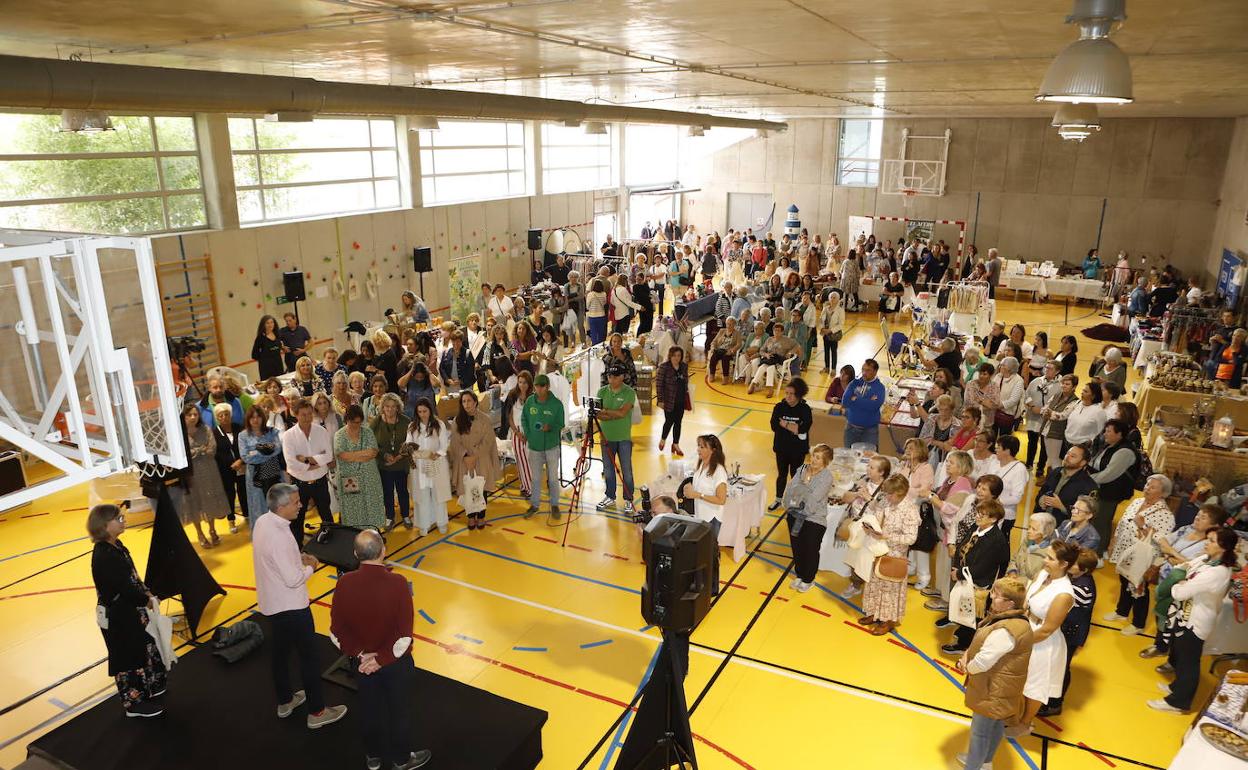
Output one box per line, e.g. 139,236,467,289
2,0,1246,120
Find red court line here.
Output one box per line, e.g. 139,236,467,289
533,536,559,544
1078,741,1114,766
772,595,790,602
566,544,593,553
800,604,830,618
719,581,747,590
500,527,526,535
603,552,629,561
887,638,919,655
0,585,93,602
21,512,50,519
1039,716,1063,733
698,376,776,406
933,658,961,674
63,507,88,512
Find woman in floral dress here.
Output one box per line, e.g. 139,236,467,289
859,474,921,636
334,404,386,530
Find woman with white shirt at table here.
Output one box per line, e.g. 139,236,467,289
1147,527,1238,714
1063,381,1106,456
1011,540,1078,737
899,438,935,591
683,435,730,585
781,443,835,592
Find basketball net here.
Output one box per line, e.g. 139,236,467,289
902,189,917,211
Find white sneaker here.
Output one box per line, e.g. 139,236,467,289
1103,612,1127,622
790,577,803,589
842,584,861,598
276,690,306,719
795,581,813,593
1147,699,1184,714
1157,682,1172,694
596,498,615,512
307,703,348,729
229,522,238,535
913,580,929,592
1121,625,1143,636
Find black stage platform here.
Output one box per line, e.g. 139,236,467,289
29,624,546,770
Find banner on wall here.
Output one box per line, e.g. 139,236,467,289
904,219,935,244
448,253,481,323
1217,249,1246,309
848,215,873,246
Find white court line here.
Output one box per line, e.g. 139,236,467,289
388,561,971,728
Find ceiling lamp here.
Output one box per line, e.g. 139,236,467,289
687,125,707,137
409,116,441,130
264,111,316,123
1052,103,1102,141
561,119,581,128
1036,0,1133,105
58,109,114,133
583,121,608,135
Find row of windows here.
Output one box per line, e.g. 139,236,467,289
0,111,883,235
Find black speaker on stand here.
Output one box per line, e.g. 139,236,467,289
527,228,543,275
282,270,306,324
413,246,432,300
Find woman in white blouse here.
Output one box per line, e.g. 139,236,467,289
818,290,845,374
585,278,609,345
406,397,451,536
1011,541,1077,737
610,274,642,336
683,434,730,588
1062,381,1106,451
991,357,1026,440
1106,474,1176,635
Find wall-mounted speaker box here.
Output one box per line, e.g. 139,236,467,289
527,228,542,250
282,270,306,302
413,246,432,273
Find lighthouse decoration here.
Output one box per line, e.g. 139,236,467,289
784,204,801,238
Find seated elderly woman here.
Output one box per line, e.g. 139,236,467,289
737,320,770,384
747,322,801,396
1090,346,1128,391
1008,511,1057,581
730,286,752,320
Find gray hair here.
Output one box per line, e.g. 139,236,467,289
1105,347,1123,363
266,483,298,512
1146,474,1173,496
736,286,748,298
999,356,1019,374
1030,511,1057,537
379,392,404,412
941,337,957,352
354,529,384,561
1074,495,1097,514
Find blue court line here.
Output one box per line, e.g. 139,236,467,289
47,697,70,711
600,644,664,770
412,555,425,569
717,409,751,436
446,540,640,595
513,646,548,653
0,534,91,564
454,633,484,645
579,639,614,649
638,624,655,633
327,573,339,581
417,609,436,625
751,553,1040,770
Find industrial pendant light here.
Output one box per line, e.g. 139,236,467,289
58,109,114,133
583,121,608,135
1036,0,1133,105
1052,103,1102,141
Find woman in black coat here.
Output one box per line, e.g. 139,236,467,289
211,408,247,532
631,271,655,336
89,504,168,717
251,315,285,381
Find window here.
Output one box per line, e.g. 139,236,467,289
624,124,679,187
836,119,883,187
541,123,613,194
0,114,207,234
417,120,526,206
229,116,400,224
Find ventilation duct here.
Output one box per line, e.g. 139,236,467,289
0,55,786,132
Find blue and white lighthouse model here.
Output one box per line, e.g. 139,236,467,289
784,204,801,237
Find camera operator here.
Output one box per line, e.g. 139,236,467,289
595,364,637,513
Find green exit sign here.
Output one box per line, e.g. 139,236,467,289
276,295,288,304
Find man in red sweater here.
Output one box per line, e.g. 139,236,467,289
330,530,430,770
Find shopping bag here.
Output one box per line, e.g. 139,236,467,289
630,396,643,425
1115,538,1155,588
948,568,978,628
458,472,486,514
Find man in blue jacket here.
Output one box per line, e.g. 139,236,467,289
842,358,886,450
438,331,476,394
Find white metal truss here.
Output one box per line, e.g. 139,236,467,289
0,236,185,511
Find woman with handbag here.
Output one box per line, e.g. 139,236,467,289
1138,504,1230,660
768,378,813,511
371,393,411,529
818,290,845,374
334,404,385,531
1039,374,1079,474
610,274,641,336
991,357,1025,440
923,450,976,608
1148,527,1238,713
781,444,835,593
1011,540,1078,736
449,391,501,530
240,405,283,529
941,498,1011,655
858,474,921,636
585,278,609,346
829,455,892,590
899,438,936,592
181,405,229,549
89,504,169,718
1105,474,1176,635
655,347,691,457
406,397,451,537
600,333,638,388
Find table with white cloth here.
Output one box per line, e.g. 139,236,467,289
1134,338,1165,369
1168,670,1248,770
1001,274,1104,301
858,282,883,304
647,462,767,562
815,450,895,575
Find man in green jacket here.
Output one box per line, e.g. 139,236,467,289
521,374,565,519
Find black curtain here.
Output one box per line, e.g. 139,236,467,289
144,487,225,638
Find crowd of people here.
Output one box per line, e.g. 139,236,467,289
94,219,1245,770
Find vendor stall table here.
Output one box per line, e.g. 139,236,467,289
1149,435,1248,481
1168,668,1248,770
647,463,767,562
1136,382,1248,424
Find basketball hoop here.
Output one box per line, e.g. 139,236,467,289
901,189,917,210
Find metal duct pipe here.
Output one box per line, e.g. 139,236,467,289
0,55,787,131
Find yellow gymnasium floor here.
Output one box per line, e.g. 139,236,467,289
0,298,1199,770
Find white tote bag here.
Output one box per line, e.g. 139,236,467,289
458,472,486,514
1115,537,1155,588
948,568,978,628
630,395,643,425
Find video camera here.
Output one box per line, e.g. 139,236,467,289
582,395,603,417
168,335,206,360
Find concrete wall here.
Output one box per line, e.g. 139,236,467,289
1207,117,1248,283
153,190,594,372
682,117,1234,277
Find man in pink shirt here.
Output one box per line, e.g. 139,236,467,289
252,482,347,730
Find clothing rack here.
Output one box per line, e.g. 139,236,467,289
1163,305,1222,353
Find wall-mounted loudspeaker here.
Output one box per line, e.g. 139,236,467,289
282,270,306,302
527,228,542,251
413,246,432,273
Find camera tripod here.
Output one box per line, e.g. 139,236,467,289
559,402,624,548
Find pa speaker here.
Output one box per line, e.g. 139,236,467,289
302,523,368,572
527,228,542,251
641,514,717,633
282,270,306,302
413,246,432,273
